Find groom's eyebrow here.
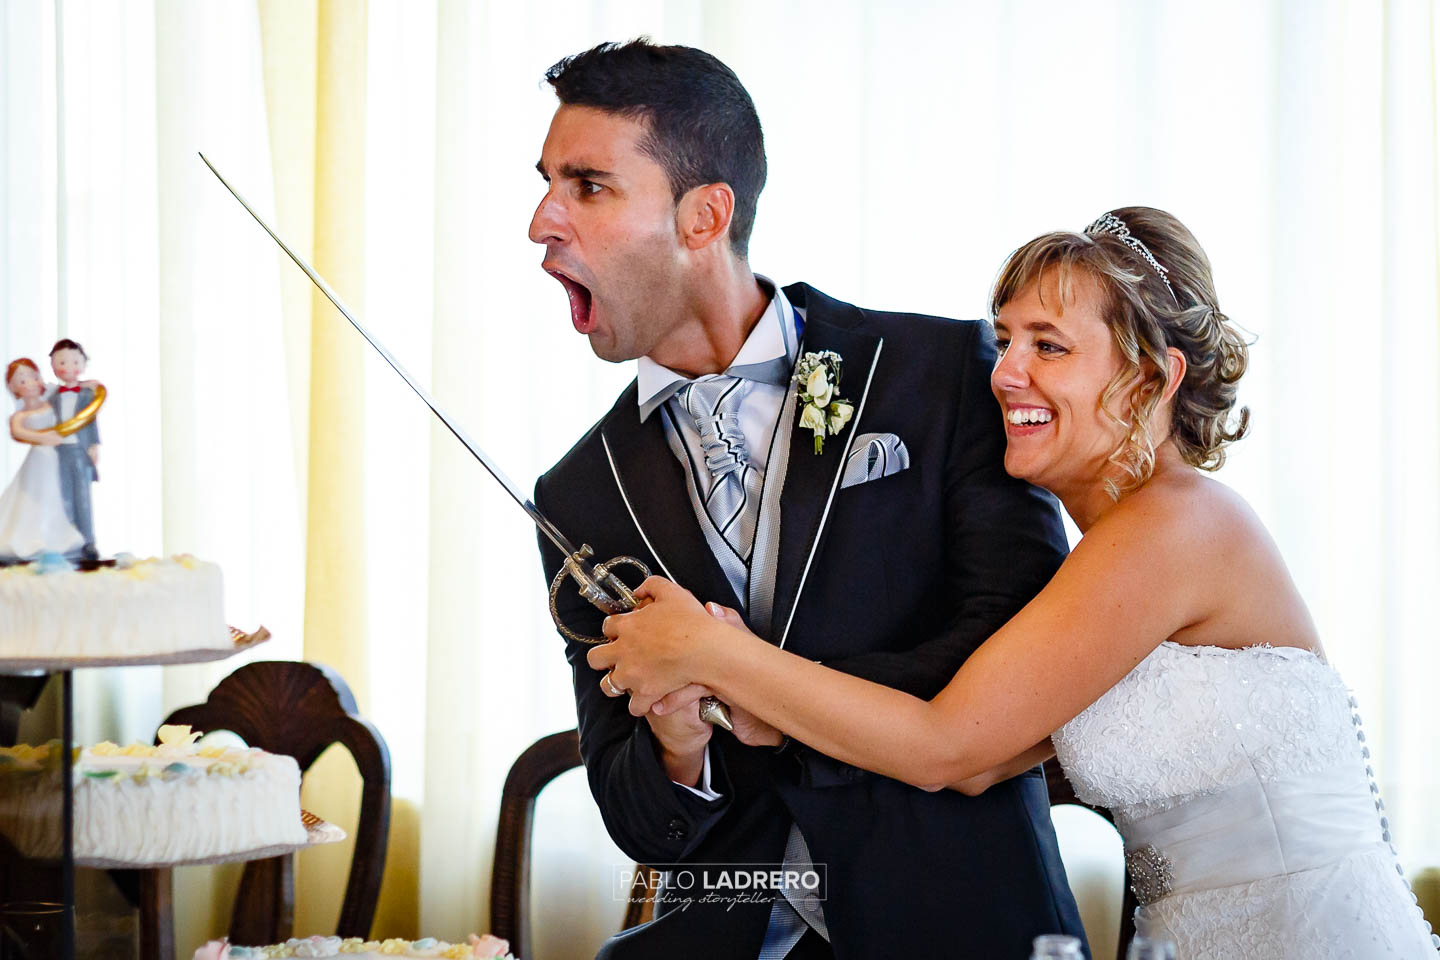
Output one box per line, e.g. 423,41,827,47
558,162,614,182
534,160,616,183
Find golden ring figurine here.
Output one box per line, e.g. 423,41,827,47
45,384,106,437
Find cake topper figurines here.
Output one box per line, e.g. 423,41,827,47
48,340,102,562
0,345,106,565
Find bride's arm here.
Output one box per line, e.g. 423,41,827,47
944,739,1053,796
592,485,1213,789
10,410,61,446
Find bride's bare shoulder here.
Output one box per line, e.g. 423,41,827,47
1102,468,1268,554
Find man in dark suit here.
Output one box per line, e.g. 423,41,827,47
531,40,1086,960
48,338,100,562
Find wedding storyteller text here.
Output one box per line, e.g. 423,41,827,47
614,863,827,907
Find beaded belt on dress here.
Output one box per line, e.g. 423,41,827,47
1120,765,1384,905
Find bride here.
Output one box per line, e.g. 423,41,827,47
0,357,84,561
591,208,1440,957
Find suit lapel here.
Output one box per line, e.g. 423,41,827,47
600,383,746,613
771,286,884,649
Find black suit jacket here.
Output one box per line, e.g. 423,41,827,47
535,284,1087,959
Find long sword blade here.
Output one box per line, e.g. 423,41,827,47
199,152,581,560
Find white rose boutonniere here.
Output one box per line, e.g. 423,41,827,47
793,350,852,454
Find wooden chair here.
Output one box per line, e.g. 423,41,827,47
1043,756,1138,959
118,660,392,960
490,730,655,960
490,735,1136,958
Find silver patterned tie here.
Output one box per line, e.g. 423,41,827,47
757,825,830,957
682,376,763,562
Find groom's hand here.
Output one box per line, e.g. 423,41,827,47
640,600,769,786
645,693,713,788
654,684,782,748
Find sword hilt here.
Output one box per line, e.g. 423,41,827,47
549,546,733,730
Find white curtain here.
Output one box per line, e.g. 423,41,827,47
2,0,306,940
3,2,1437,958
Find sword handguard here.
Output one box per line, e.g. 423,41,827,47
549,546,733,730
549,545,648,639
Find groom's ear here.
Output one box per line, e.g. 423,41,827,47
676,182,735,253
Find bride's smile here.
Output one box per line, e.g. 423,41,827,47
992,270,1146,522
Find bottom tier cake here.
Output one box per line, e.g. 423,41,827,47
194,934,514,959
0,725,307,864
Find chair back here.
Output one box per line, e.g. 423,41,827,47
161,660,391,945
1043,756,1137,960
490,729,655,960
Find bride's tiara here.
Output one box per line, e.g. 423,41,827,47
1085,213,1179,305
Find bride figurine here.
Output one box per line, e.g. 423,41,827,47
0,358,85,562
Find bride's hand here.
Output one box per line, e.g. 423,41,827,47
589,576,728,715
651,603,784,747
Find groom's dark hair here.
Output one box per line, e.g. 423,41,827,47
544,38,767,259
50,338,87,360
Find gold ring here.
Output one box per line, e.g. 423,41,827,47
45,384,107,437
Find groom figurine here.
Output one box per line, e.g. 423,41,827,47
532,41,1086,959
48,339,99,562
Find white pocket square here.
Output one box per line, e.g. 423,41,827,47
840,432,910,489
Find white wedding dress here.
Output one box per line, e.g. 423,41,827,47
0,407,84,560
1053,641,1439,958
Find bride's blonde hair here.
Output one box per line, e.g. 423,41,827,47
989,207,1251,498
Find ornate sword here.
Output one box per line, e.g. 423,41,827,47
199,152,732,730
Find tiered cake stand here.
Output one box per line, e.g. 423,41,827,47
0,627,343,959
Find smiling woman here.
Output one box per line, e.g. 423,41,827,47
991,208,1252,516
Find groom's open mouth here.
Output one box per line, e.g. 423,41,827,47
545,268,596,335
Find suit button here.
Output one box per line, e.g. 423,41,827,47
666,817,688,841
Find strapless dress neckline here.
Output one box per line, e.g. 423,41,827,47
1052,636,1438,957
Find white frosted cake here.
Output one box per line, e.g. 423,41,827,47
0,725,306,865
193,934,514,959
0,554,228,662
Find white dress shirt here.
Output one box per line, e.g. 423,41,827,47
636,277,801,479
635,277,801,800
54,386,79,445
635,278,827,954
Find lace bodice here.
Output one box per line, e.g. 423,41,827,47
1053,642,1357,822
1052,641,1438,957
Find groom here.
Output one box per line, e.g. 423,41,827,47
48,339,100,562
531,41,1086,959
